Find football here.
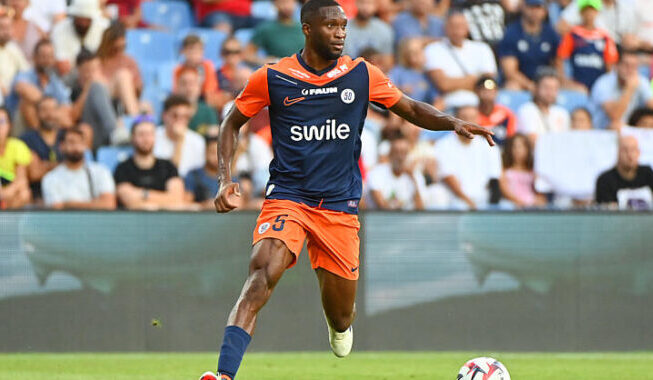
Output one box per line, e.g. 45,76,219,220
457,357,511,380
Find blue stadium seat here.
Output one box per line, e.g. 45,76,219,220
141,85,169,122
251,1,277,20
126,30,177,65
178,28,228,66
156,61,177,92
96,146,134,173
557,89,589,113
497,90,532,112
141,0,194,32
234,28,255,45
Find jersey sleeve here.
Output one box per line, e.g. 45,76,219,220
557,32,574,59
603,36,619,65
365,61,403,109
234,66,270,118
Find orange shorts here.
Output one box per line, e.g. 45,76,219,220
252,199,361,280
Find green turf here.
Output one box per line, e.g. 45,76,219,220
0,352,650,380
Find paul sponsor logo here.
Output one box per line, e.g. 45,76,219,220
301,87,338,96
290,119,351,141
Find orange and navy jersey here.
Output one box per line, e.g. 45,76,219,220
557,26,618,89
477,104,516,146
235,53,403,214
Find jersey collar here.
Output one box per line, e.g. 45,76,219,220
295,50,340,77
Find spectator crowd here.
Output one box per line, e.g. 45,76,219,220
0,0,653,211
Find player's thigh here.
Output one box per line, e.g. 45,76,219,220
316,267,357,315
248,238,296,286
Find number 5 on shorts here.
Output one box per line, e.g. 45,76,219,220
272,214,288,231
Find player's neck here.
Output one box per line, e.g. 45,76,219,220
301,48,337,73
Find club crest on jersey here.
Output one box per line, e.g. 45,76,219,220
258,222,271,234
301,87,338,96
341,89,355,104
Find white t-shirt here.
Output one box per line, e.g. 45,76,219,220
51,16,110,63
23,0,67,32
366,163,419,210
154,127,206,177
635,0,653,45
42,162,115,206
434,133,502,209
517,102,571,135
424,38,497,105
561,0,636,42
235,133,273,194
0,42,29,91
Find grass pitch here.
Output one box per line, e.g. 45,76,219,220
0,352,650,380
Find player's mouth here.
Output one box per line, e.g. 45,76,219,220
331,42,345,50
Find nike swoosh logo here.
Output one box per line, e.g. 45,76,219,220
351,266,359,273
283,96,305,106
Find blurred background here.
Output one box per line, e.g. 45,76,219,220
1,0,653,354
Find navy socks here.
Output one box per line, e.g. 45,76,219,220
217,325,252,379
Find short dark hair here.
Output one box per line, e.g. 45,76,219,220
628,107,653,126
33,38,52,56
181,34,203,49
76,48,96,66
163,94,191,113
130,115,157,135
300,0,341,24
36,96,58,110
534,67,559,85
618,48,638,63
61,127,85,141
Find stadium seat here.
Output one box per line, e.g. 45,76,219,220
126,30,177,65
178,28,228,66
234,28,255,45
252,1,277,20
639,64,651,80
557,89,589,113
96,146,134,173
141,0,194,32
497,90,532,112
156,61,177,92
141,85,169,122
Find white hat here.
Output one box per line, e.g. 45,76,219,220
68,0,101,19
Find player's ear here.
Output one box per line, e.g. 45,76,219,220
302,22,311,38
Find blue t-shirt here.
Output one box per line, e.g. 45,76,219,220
389,66,438,104
591,71,653,129
557,26,618,90
19,129,63,162
393,11,444,45
6,69,70,113
185,167,219,202
498,20,560,80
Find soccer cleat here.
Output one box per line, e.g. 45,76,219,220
199,372,232,380
326,321,353,358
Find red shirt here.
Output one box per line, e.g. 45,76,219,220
193,0,252,22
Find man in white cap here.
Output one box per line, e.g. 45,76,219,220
50,0,109,75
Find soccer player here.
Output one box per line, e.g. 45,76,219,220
200,1,494,379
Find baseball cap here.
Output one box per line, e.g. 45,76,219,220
524,0,546,6
578,0,602,11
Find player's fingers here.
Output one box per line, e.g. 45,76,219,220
234,182,241,197
460,127,474,139
484,133,496,146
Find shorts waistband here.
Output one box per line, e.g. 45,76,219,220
266,194,359,214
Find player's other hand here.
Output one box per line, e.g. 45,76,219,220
214,182,241,213
454,121,495,146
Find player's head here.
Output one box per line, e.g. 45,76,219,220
300,0,347,60
388,135,410,175
618,135,640,171
616,49,639,82
60,127,87,164
533,69,560,106
503,133,533,170
131,117,157,155
445,11,469,46
205,135,219,170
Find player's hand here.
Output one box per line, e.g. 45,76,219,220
454,121,495,147
214,182,241,213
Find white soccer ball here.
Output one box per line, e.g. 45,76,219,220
457,357,510,380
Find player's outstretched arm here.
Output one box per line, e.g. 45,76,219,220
214,106,251,213
389,95,495,146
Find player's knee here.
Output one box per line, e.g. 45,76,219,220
327,312,354,333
